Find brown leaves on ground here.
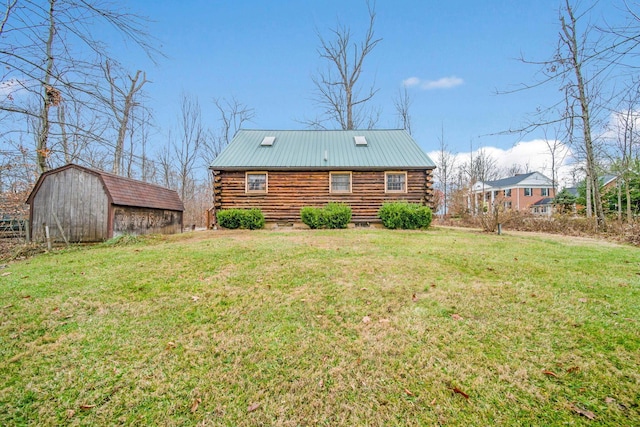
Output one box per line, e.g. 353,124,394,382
247,402,261,412
451,313,463,321
190,398,201,413
569,403,596,420
543,370,558,378
450,386,469,399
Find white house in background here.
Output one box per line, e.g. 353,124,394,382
470,172,556,215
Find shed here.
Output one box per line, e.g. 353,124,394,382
209,129,436,225
26,164,184,242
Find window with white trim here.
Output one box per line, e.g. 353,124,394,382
541,188,549,196
505,189,512,197
524,187,533,196
246,172,267,193
385,171,407,193
330,172,352,193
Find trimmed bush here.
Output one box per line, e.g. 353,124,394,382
378,202,433,229
217,208,265,230
301,202,352,229
300,206,324,229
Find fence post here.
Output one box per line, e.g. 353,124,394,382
43,223,52,251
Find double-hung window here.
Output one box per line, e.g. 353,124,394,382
541,188,549,196
246,172,267,193
524,187,533,196
330,172,352,193
385,172,407,193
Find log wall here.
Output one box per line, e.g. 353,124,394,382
213,169,435,223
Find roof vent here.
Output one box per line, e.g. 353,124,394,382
261,136,276,146
354,135,367,146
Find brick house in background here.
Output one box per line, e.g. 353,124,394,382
471,172,556,215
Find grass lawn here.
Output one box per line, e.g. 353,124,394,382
0,227,639,426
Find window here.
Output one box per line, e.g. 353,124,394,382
330,172,352,193
505,189,512,197
541,188,549,196
385,172,407,193
246,172,267,193
524,188,533,196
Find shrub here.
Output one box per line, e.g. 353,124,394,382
300,203,352,229
300,206,324,229
217,208,265,230
378,202,433,229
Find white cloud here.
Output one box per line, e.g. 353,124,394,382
428,139,579,189
600,109,640,141
421,76,464,90
402,76,421,88
402,75,464,90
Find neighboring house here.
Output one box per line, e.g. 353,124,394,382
531,197,555,216
601,174,618,191
209,129,436,225
471,172,556,215
27,164,184,242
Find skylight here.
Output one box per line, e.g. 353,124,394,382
354,135,367,146
261,136,276,146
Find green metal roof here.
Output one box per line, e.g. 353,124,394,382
210,129,436,170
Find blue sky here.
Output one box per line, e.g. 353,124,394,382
113,0,629,185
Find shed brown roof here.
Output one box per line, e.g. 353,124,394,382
27,164,184,212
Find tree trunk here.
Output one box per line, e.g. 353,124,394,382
562,1,606,230
37,0,56,174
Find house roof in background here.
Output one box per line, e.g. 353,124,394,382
482,172,554,189
210,129,436,170
485,172,537,188
532,197,555,206
27,164,184,212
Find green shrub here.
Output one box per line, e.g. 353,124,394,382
378,202,432,229
217,208,265,230
300,203,352,229
300,206,324,229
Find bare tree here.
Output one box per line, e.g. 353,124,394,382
393,87,413,134
501,1,609,229
0,0,159,175
173,94,205,206
434,126,457,216
202,97,255,167
309,1,381,130
542,125,569,192
559,1,607,228
460,142,499,215
607,80,640,221
103,61,149,175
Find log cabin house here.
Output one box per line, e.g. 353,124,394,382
209,129,436,226
27,163,184,242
